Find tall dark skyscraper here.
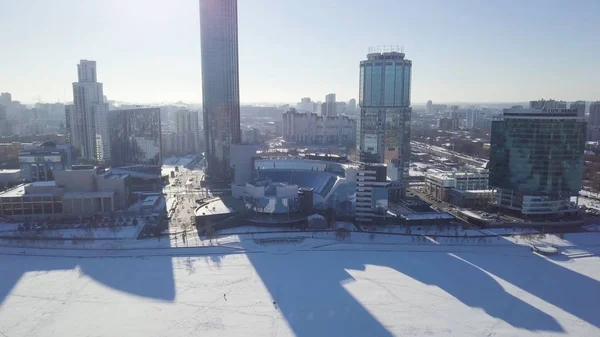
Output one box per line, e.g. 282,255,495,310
107,108,162,168
199,0,241,182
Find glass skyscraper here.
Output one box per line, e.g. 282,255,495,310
108,108,162,168
199,0,241,182
489,106,586,215
357,49,412,200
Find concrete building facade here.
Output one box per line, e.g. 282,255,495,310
175,109,200,155
67,60,110,162
0,167,129,218
282,109,356,145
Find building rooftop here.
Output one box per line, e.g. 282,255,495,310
0,169,21,174
64,191,115,198
29,181,57,187
401,212,454,221
195,196,245,216
0,184,28,198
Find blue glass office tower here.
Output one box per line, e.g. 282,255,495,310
489,106,586,215
357,49,412,200
199,0,241,183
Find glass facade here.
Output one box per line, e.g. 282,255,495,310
489,108,586,215
359,58,411,107
490,117,586,195
108,108,162,167
357,52,412,200
200,0,241,182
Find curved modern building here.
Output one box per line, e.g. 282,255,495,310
199,0,241,182
357,49,412,200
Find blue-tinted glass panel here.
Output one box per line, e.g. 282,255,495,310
359,65,365,106
394,64,404,106
371,63,382,106
404,65,411,106
364,65,372,106
384,64,395,106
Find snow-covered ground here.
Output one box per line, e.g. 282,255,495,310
0,219,147,240
0,230,599,336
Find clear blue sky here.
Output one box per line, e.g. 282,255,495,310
1,0,599,104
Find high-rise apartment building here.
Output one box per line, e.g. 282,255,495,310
570,101,586,117
282,109,356,145
199,0,241,182
589,101,600,141
357,49,412,200
296,97,316,112
175,109,200,154
348,98,357,113
489,106,586,215
0,93,11,108
107,108,162,167
67,60,110,162
323,93,337,117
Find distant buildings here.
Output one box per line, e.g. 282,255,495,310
588,101,600,141
296,97,316,113
19,142,72,181
66,60,110,162
0,105,9,136
174,109,200,154
347,98,357,114
357,49,412,200
570,101,586,117
323,93,337,117
529,99,567,109
282,109,356,145
200,0,241,182
489,104,586,215
438,117,460,131
108,107,162,167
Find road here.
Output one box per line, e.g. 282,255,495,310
163,165,211,233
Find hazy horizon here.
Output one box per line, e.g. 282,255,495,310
1,0,599,104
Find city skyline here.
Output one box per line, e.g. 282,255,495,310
1,0,600,104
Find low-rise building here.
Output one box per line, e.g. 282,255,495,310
0,166,130,218
0,169,21,189
424,169,493,206
19,142,72,181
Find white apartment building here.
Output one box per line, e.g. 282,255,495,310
282,109,355,145
424,169,489,202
